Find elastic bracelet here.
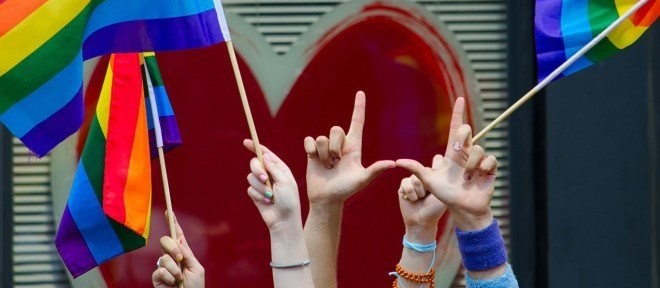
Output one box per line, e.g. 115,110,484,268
403,236,437,253
269,260,310,269
390,237,438,288
455,219,507,271
390,264,435,288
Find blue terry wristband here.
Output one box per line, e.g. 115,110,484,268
455,219,507,271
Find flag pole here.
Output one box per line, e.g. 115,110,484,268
472,0,649,143
225,40,273,190
143,58,184,288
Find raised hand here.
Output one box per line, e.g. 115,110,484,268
243,140,315,288
396,98,498,231
398,154,447,242
243,139,302,229
303,91,394,288
153,214,205,288
304,91,395,204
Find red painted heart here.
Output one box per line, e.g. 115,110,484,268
97,3,477,287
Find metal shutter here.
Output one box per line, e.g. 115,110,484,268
12,138,70,288
222,1,510,287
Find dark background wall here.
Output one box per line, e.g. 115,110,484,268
544,25,659,287
1,126,13,288
508,7,660,286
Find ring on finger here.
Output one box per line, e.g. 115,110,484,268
156,256,162,268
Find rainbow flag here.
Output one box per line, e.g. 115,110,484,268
142,52,182,158
55,53,153,278
0,0,230,157
535,0,658,81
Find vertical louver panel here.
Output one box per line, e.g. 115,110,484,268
12,138,70,288
415,1,509,285
223,1,509,287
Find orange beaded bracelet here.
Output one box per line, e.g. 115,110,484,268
391,264,435,288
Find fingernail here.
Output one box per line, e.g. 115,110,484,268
264,153,271,162
263,197,272,204
176,253,183,262
264,190,273,199
453,141,461,151
179,239,183,245
259,174,268,182
326,164,333,169
464,173,471,181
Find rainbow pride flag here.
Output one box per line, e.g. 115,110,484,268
0,0,230,157
55,53,153,278
535,0,658,82
142,52,182,158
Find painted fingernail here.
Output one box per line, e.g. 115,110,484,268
453,141,461,151
464,173,471,181
176,253,183,262
264,190,273,199
263,197,272,204
259,174,268,182
179,239,183,245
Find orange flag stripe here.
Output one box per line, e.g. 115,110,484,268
0,0,48,37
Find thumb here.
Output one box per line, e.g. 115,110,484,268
396,159,432,184
363,160,395,182
262,153,289,183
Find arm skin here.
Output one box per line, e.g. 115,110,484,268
302,91,395,288
243,140,315,288
394,155,446,288
397,98,509,282
303,202,343,288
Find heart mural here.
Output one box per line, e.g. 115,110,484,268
89,1,481,287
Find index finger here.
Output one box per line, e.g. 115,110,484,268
347,91,366,143
446,98,465,145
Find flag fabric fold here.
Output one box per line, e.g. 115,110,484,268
55,53,153,278
142,52,182,157
535,0,658,82
0,0,229,157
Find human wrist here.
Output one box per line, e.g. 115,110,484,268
269,217,304,238
455,219,507,272
450,208,494,231
404,224,438,244
308,200,344,218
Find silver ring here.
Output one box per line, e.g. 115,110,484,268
156,257,162,268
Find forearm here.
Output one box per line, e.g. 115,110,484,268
396,225,438,288
304,202,343,288
270,220,314,288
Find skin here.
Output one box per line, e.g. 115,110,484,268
152,141,315,288
303,91,395,288
152,214,205,288
396,97,506,281
242,141,315,288
395,155,447,288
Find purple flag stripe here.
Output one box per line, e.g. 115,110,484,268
55,207,98,278
83,9,225,60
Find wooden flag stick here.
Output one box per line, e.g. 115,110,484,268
472,0,649,143
226,40,273,189
143,60,184,288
